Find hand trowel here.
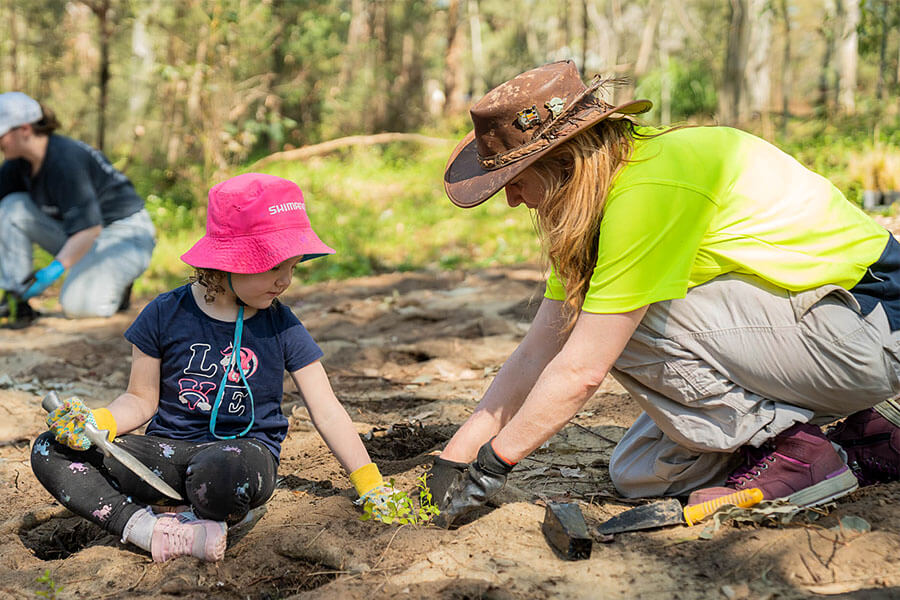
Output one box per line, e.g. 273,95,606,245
595,488,763,535
42,391,183,501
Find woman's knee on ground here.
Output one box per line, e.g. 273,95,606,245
0,192,35,221
608,444,657,498
59,276,124,318
608,421,736,498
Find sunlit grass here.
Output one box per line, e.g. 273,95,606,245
251,142,541,283
136,115,900,301
138,140,542,297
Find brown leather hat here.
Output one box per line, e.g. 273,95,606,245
443,60,652,208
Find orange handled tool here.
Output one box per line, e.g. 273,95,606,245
682,487,764,526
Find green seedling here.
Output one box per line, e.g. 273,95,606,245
360,473,441,525
35,569,63,599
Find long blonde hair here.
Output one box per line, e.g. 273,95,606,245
529,119,642,332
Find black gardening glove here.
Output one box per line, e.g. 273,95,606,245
425,456,469,508
434,438,515,529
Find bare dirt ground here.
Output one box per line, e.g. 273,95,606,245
2,259,900,600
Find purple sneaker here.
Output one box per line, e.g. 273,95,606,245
827,403,900,487
688,423,858,507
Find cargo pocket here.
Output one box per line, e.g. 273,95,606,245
790,284,869,344
868,305,900,397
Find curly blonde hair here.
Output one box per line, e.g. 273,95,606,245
528,119,651,332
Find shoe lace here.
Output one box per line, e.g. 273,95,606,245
725,445,777,487
159,519,194,559
855,454,900,484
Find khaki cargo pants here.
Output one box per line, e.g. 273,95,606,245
608,273,900,498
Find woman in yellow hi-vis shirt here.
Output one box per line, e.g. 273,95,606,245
428,60,900,528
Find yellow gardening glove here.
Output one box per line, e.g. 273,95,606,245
46,396,117,451
350,463,409,524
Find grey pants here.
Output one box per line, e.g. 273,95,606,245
0,192,155,317
608,273,900,498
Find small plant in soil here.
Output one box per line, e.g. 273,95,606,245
360,473,441,525
35,569,63,599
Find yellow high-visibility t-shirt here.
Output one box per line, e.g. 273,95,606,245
545,126,889,313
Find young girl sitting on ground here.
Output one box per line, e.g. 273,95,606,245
31,173,398,562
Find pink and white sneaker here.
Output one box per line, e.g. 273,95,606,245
150,514,227,562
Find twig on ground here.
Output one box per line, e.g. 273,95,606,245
569,421,619,445
723,531,792,579
800,553,823,583
0,437,29,447
128,565,149,592
304,527,327,549
372,524,407,570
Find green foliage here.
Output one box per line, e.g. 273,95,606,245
257,141,539,284
35,569,63,600
125,138,541,298
635,59,719,121
359,474,441,526
775,114,900,206
132,111,900,298
858,0,900,57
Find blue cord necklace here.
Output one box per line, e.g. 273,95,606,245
209,277,256,439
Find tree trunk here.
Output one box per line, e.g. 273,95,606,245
837,0,859,114
817,0,836,113
894,31,900,115
443,0,467,115
6,0,21,90
339,0,370,89
607,0,623,94
720,0,748,125
469,0,485,99
585,0,620,95
659,44,671,124
876,0,887,100
634,0,661,77
580,0,589,73
129,1,155,122
83,0,113,151
779,0,792,138
389,17,424,132
745,0,773,123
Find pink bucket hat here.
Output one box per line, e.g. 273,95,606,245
181,173,335,273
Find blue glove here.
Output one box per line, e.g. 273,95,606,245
23,260,65,300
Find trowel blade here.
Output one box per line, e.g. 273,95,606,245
595,498,684,535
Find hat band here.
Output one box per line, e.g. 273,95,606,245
477,77,610,171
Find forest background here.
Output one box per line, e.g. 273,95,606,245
2,0,900,295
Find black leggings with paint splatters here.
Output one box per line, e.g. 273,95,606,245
30,432,277,536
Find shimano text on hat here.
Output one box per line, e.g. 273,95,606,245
268,201,306,215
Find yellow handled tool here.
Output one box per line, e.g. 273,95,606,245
595,487,766,535
682,487,764,526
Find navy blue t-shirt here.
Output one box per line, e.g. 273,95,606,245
0,134,144,234
124,284,323,460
